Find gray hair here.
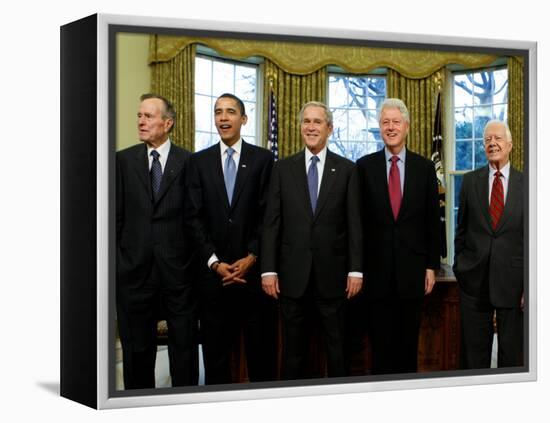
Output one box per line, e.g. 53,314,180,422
483,119,512,142
378,98,410,124
299,101,333,127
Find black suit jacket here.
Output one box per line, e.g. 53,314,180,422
453,165,524,308
185,140,273,286
357,148,440,300
116,142,194,300
261,149,363,299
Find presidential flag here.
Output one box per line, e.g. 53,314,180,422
268,88,279,161
431,92,447,258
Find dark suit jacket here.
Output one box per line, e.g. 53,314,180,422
453,165,524,308
185,140,273,287
357,148,440,300
261,149,363,299
116,142,194,302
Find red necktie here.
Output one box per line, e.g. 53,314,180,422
489,170,504,229
389,155,401,220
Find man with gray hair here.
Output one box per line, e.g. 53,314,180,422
262,101,363,379
453,119,524,369
357,98,440,374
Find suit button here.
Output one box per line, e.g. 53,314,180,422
229,218,233,224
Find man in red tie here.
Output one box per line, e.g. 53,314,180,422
454,120,524,369
356,98,440,374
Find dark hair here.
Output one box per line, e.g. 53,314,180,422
215,93,246,116
140,93,176,132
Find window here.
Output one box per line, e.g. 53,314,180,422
328,74,386,161
194,55,259,151
448,67,508,260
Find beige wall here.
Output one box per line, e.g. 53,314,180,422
116,33,151,151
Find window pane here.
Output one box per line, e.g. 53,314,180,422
473,108,491,138
348,109,367,141
195,95,212,132
235,66,256,102
454,74,473,107
332,108,348,141
328,74,386,161
194,56,258,150
212,61,235,96
455,107,473,140
195,57,212,95
329,77,348,108
493,69,509,104
455,141,472,170
242,102,256,137
474,140,488,168
494,104,507,122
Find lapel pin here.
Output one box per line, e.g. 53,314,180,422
331,168,336,172
241,164,247,168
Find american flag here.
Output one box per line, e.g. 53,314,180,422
268,88,278,161
431,92,447,258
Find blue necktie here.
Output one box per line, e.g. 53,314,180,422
308,155,320,212
224,147,236,205
150,150,162,200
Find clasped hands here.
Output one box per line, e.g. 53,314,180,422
213,254,256,286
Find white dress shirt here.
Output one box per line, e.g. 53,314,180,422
146,138,171,171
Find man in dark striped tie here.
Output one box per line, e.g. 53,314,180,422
454,120,524,369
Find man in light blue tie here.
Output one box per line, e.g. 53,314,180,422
186,93,277,384
262,101,363,379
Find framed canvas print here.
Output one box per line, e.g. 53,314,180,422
60,13,537,409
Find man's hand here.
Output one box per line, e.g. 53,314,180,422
262,274,280,299
346,276,363,299
424,268,436,295
225,254,256,284
212,262,246,286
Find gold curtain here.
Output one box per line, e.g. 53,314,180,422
387,69,445,159
150,42,196,151
149,34,498,79
507,56,524,170
262,60,327,158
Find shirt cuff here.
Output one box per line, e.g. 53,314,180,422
261,272,278,277
348,272,363,278
207,253,219,269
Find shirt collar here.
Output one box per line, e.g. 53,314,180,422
147,138,171,158
384,146,406,163
489,161,510,179
305,145,328,164
220,138,243,156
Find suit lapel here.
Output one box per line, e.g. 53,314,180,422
374,150,394,219
495,167,521,231
475,166,492,230
230,140,251,209
209,144,231,211
314,151,338,220
398,149,414,220
133,144,152,200
290,150,313,218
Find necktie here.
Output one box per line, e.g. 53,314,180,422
308,155,320,212
489,170,504,229
388,155,402,220
150,150,162,200
224,147,236,205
